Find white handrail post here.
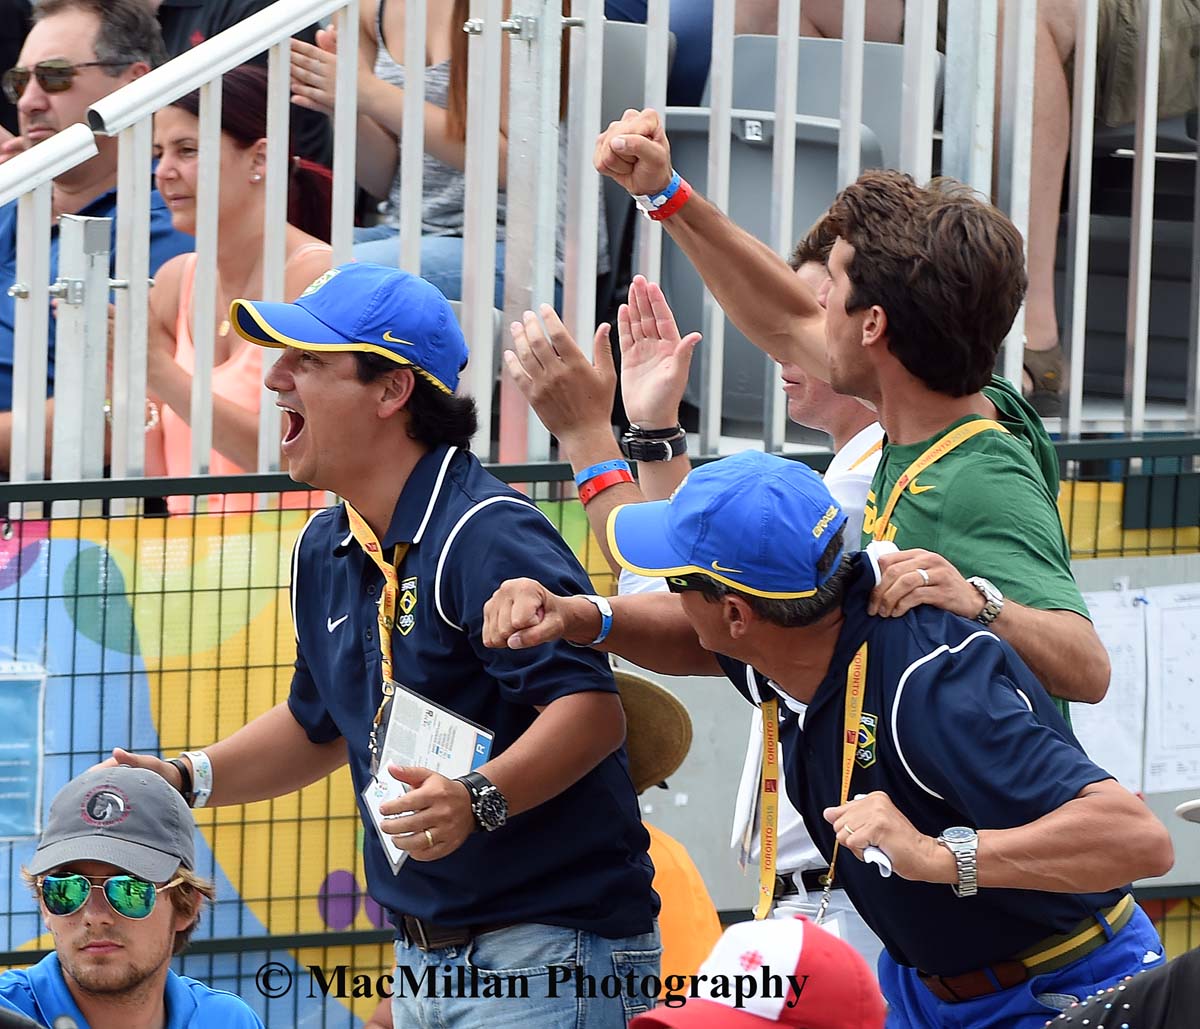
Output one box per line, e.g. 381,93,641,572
837,0,865,189
941,0,997,196
699,0,735,456
899,0,937,183
189,78,223,480
501,0,562,464
634,2,670,283
1124,0,1162,436
462,0,504,460
763,0,801,455
109,121,153,514
50,215,111,509
1062,0,1099,438
399,0,427,275
1189,53,1200,437
330,0,360,265
997,0,1036,387
563,0,604,360
8,183,52,498
258,39,292,479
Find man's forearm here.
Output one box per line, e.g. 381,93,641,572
637,453,692,502
479,691,625,817
662,192,827,375
991,605,1110,704
558,592,720,676
557,424,644,576
974,780,1173,893
194,701,349,806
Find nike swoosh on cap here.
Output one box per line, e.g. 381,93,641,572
327,615,349,632
382,331,415,345
711,560,745,574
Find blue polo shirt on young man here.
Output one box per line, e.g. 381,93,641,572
288,443,657,936
0,953,264,1027
716,547,1127,977
0,187,193,411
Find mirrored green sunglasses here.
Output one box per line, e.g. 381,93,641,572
39,872,183,919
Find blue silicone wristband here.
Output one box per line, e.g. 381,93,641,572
594,604,614,645
574,459,631,490
650,170,682,204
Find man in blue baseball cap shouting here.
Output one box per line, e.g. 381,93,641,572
484,449,1174,1029
107,264,660,1028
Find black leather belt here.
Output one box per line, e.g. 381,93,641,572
397,915,515,952
774,869,829,901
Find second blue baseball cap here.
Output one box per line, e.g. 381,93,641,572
607,451,848,599
230,263,469,394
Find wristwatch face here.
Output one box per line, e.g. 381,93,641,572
971,577,1002,604
476,789,508,831
942,826,976,845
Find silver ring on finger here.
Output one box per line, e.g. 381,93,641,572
917,568,930,586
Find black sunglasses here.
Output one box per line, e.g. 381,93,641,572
2,59,131,104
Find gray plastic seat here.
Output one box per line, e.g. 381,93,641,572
663,108,883,430
660,34,935,433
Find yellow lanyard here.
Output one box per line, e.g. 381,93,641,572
872,419,1007,541
814,643,868,924
753,698,781,920
344,502,410,776
845,436,883,472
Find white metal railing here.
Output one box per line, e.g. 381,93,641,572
0,0,1195,490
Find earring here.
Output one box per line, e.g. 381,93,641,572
251,173,263,183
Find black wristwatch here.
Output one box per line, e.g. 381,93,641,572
455,771,508,832
620,423,687,463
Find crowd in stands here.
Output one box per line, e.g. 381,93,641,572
0,1,1199,1028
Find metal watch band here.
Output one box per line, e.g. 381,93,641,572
951,844,978,897
967,576,1004,626
939,830,979,897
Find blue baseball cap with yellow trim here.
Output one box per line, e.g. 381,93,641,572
607,450,848,600
230,262,469,394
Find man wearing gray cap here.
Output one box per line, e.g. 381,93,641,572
0,766,263,1029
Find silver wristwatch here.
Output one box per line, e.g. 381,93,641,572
937,826,979,897
966,576,1004,625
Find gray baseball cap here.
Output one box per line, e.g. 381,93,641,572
27,766,196,882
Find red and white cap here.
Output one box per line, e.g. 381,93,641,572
631,916,885,1029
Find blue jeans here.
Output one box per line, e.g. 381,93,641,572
391,922,662,1028
353,226,507,310
879,904,1165,1029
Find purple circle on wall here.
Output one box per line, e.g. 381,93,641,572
364,894,389,929
317,870,361,930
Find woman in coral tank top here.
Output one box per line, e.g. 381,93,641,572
147,64,332,513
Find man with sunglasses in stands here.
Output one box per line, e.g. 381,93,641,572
0,0,191,452
0,765,263,1028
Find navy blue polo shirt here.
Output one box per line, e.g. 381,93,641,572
0,186,192,411
288,444,656,937
717,549,1125,977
